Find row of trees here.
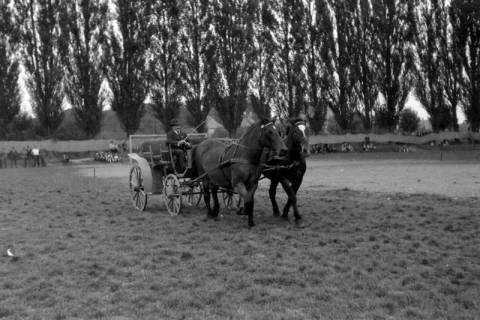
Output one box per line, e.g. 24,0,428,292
1,0,479,139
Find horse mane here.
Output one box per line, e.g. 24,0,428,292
238,123,261,146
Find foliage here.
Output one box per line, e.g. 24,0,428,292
58,1,108,138
275,0,309,118
414,0,452,132
103,0,153,136
208,0,257,137
249,1,276,120
450,0,480,131
374,105,398,131
250,94,270,119
0,60,20,138
4,113,40,140
304,0,327,134
352,0,379,131
371,0,415,131
399,108,420,134
320,0,358,132
307,102,326,135
52,122,87,141
4,0,480,137
0,3,21,139
441,0,462,131
182,0,211,132
150,0,185,132
151,98,181,133
19,0,65,136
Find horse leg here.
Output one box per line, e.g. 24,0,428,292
290,176,305,225
234,183,257,227
269,179,281,216
211,185,220,219
202,181,213,219
280,177,297,221
236,194,245,215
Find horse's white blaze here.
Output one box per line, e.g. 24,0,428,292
298,124,306,137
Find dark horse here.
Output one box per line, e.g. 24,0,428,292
191,120,287,227
263,118,309,226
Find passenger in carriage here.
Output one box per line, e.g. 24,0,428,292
166,119,192,174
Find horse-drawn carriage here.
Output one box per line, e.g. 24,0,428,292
128,118,309,227
127,134,240,216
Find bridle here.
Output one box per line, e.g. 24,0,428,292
230,121,277,152
219,121,279,165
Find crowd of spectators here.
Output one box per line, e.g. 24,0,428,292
0,145,45,169
94,140,123,163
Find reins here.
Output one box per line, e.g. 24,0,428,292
218,122,274,166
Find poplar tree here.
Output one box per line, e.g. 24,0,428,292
103,0,153,136
0,1,21,138
59,0,108,138
20,0,65,136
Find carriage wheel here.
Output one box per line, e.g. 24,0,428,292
184,181,203,207
222,191,241,210
129,165,148,211
163,174,182,216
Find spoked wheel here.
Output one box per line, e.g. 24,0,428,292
163,174,182,216
183,181,203,207
222,190,241,210
129,165,148,211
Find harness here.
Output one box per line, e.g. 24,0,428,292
261,160,301,173
218,142,263,167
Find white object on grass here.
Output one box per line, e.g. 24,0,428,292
7,248,14,257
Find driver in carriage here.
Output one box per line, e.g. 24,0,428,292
166,119,192,175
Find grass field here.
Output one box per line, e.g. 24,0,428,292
1,153,479,319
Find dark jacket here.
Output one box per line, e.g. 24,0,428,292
166,130,189,149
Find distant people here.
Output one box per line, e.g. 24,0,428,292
324,144,336,153
362,136,376,152
341,142,354,152
109,140,118,154
0,147,7,169
62,154,70,164
166,119,192,173
25,145,33,167
32,146,40,167
120,140,128,155
8,146,18,168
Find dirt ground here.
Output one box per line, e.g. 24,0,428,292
77,152,480,198
1,152,479,319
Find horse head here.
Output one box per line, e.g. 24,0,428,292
259,120,287,156
287,120,310,157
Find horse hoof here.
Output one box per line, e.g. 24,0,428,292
248,221,255,227
295,219,306,228
281,215,289,221
237,208,245,216
273,211,280,217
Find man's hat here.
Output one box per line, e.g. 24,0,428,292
260,116,274,126
170,119,180,127
289,116,305,125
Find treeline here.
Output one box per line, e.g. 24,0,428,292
1,0,479,139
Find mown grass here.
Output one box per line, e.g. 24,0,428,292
0,165,479,319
